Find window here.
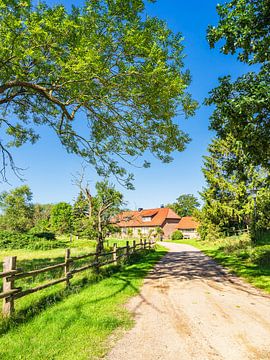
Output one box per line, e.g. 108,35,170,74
142,216,151,222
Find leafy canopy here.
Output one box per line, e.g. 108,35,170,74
0,0,197,187
206,0,270,169
166,194,200,217
0,185,34,232
50,202,73,234
198,134,270,239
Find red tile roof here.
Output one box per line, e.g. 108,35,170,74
176,216,199,230
115,208,180,227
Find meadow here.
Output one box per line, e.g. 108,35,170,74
0,236,166,359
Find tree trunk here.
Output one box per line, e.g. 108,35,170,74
96,234,104,254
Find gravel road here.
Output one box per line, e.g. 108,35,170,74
106,242,270,360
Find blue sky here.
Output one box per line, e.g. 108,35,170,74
1,0,249,208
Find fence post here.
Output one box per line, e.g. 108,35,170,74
140,238,143,249
133,240,136,253
144,239,146,250
113,243,117,265
126,241,130,257
149,239,151,250
2,256,17,317
65,249,71,287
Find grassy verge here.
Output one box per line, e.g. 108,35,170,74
168,234,270,294
0,246,166,360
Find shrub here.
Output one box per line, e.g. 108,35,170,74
28,228,56,240
171,230,183,240
0,231,65,250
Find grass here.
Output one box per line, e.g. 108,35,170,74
169,232,270,294
0,245,166,359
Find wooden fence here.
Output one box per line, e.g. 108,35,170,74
0,239,155,317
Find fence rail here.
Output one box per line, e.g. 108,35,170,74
0,239,155,317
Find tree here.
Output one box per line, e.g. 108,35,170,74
0,0,197,187
72,191,90,237
166,194,199,217
32,203,53,232
206,0,270,170
50,202,73,234
0,185,34,232
198,134,270,240
73,172,124,252
92,181,124,253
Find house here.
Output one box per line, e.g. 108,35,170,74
176,216,200,239
114,207,181,239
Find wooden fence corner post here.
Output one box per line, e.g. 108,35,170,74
113,243,117,265
2,256,17,317
65,249,71,287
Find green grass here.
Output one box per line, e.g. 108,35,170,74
168,233,270,294
0,246,166,360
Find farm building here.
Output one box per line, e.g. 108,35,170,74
114,207,180,239
176,216,200,239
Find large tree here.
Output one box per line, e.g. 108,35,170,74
206,0,270,169
166,194,199,217
198,134,270,240
72,170,124,252
0,185,34,232
92,180,124,253
0,0,197,187
50,202,73,234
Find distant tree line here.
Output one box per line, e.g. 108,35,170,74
0,180,124,253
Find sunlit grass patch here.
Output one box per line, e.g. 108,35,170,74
0,246,167,360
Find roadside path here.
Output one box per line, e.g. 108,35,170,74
106,242,270,360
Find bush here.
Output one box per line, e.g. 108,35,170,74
28,229,56,240
0,231,65,250
171,230,183,240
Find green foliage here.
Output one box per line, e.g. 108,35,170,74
32,203,53,232
72,191,90,237
127,228,133,237
0,185,34,232
166,194,200,217
207,0,270,64
92,180,124,252
198,135,270,238
205,71,270,170
0,230,62,250
50,202,73,234
206,0,270,170
0,0,197,187
171,230,183,240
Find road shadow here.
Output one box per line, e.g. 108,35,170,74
147,249,270,299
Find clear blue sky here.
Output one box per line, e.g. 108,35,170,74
1,0,249,208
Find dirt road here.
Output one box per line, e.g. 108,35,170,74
106,242,270,360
